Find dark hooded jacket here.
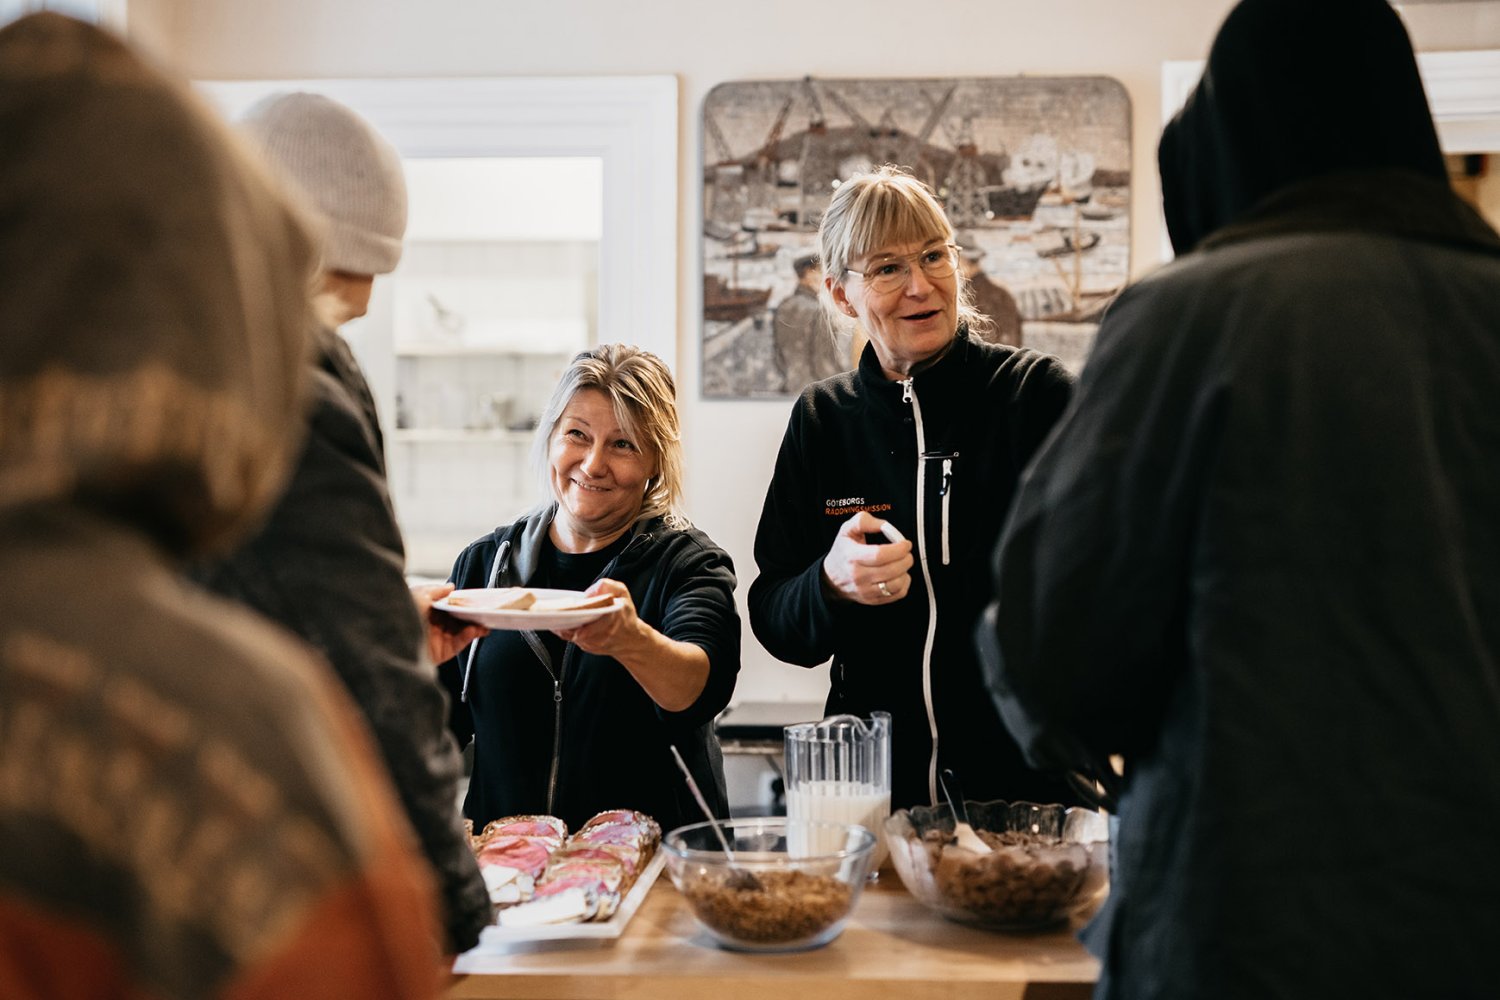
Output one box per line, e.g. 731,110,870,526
192,324,491,954
980,2,1500,998
439,506,740,835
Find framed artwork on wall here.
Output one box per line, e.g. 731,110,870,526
700,75,1131,397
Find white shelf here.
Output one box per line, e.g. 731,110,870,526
391,428,535,443
404,515,534,579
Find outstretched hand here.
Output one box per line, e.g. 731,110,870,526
821,510,914,606
411,582,489,666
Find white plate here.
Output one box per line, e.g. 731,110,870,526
456,850,666,956
436,588,625,631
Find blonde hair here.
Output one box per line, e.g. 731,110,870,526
531,344,686,528
820,164,990,339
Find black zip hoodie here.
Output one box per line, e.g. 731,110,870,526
749,326,1083,810
437,507,740,833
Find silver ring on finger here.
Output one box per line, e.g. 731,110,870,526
876,580,892,598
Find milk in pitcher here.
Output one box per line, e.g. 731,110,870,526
786,780,891,867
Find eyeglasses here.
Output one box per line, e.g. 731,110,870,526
843,243,959,294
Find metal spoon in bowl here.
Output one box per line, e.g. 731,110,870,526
669,745,763,891
939,768,993,855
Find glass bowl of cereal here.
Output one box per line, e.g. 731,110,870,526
662,817,877,952
884,800,1109,931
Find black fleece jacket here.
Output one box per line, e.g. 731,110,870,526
749,327,1082,810
438,508,740,834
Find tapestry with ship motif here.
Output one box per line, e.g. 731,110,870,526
701,75,1131,398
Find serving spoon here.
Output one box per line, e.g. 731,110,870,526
939,768,993,855
669,745,763,890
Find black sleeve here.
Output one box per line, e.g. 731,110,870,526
437,539,493,751
1007,351,1077,471
652,531,742,729
979,284,1219,771
435,648,474,754
747,400,839,666
192,353,492,953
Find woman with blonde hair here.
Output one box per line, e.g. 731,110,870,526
439,345,740,833
749,165,1084,812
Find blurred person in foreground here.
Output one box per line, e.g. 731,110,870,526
0,13,443,999
191,91,491,952
749,165,1083,812
980,1,1500,996
439,345,740,834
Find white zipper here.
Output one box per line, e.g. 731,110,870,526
516,629,566,812
902,377,943,807
940,457,953,566
460,539,510,702
527,534,643,815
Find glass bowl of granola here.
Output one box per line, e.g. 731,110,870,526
884,800,1109,931
662,817,876,952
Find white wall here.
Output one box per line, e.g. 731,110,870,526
133,0,1500,707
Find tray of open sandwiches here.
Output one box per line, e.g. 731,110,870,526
461,808,664,949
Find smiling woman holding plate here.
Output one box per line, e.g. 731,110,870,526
437,345,741,834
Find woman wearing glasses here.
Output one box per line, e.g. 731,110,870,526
749,165,1083,812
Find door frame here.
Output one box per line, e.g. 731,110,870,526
197,75,678,367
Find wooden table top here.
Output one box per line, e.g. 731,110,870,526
449,869,1100,1000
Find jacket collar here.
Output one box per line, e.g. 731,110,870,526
856,323,977,416
498,503,661,585
1198,168,1500,258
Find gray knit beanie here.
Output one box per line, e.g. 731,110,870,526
240,91,407,275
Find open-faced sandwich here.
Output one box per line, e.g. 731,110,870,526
467,808,661,926
468,814,567,906
445,587,536,611
527,592,616,613
445,588,617,614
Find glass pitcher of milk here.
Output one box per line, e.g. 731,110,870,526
784,712,892,869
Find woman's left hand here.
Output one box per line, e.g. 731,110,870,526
554,577,709,712
552,578,643,656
